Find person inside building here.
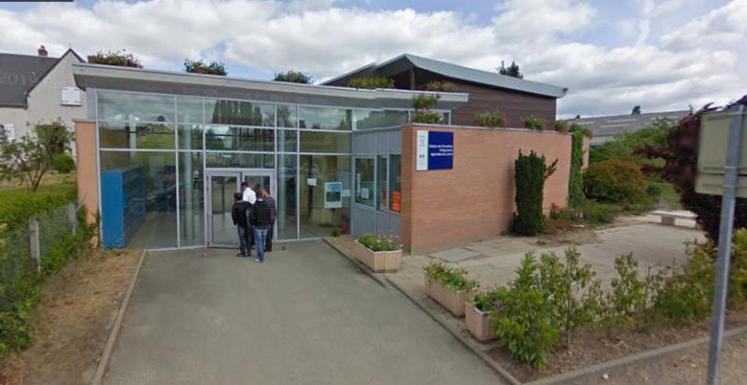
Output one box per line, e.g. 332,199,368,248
250,190,273,263
260,186,276,252
231,192,252,258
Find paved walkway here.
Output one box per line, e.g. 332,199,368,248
103,242,503,385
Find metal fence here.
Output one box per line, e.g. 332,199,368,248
0,202,80,310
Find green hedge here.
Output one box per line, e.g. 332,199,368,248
583,160,648,204
0,185,76,229
568,129,585,207
512,151,548,235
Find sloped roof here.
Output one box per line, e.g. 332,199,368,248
0,49,84,108
566,110,690,144
322,53,568,98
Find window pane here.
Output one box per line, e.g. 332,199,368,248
177,96,203,123
98,91,174,122
205,99,274,126
205,152,274,168
277,154,297,239
299,131,350,153
355,110,408,130
299,106,351,130
377,155,388,211
299,155,350,237
389,154,401,213
99,121,175,149
100,151,177,249
355,158,374,207
178,124,203,150
278,129,297,152
204,125,274,151
277,104,297,128
178,151,204,246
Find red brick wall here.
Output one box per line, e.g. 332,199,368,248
400,125,571,253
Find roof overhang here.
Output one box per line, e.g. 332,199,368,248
73,63,469,110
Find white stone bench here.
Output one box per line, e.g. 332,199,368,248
651,210,697,226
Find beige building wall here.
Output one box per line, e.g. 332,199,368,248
400,125,572,253
0,51,85,143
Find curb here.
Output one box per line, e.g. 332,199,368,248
91,249,147,385
385,273,747,385
384,276,522,385
526,325,747,385
322,237,387,288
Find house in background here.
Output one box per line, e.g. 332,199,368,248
567,110,690,146
322,53,567,128
0,46,86,141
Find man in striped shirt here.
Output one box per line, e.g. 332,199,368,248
259,186,277,252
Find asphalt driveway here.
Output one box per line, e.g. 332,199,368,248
103,241,502,385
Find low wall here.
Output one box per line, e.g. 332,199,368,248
400,125,572,253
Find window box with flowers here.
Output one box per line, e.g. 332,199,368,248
424,263,477,317
352,233,402,272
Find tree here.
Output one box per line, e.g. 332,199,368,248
273,70,312,84
498,60,523,79
631,105,642,115
639,95,747,241
0,121,73,192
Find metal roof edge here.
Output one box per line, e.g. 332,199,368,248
72,63,468,103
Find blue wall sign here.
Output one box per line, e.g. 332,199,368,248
419,131,453,170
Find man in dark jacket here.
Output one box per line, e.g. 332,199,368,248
260,187,277,252
231,192,252,257
250,193,273,263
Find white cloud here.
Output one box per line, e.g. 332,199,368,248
0,0,744,117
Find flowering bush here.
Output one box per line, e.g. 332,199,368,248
184,59,227,75
474,111,505,128
348,76,394,89
87,50,142,68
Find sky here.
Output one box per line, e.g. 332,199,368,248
1,0,745,118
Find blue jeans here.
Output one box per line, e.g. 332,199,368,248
254,227,269,262
237,226,252,256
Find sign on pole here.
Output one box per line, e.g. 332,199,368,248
696,105,746,385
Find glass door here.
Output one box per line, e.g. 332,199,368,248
205,169,276,247
206,172,241,247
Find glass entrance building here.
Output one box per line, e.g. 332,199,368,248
75,63,467,249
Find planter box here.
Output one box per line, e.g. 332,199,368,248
465,302,497,342
424,274,477,317
351,240,402,272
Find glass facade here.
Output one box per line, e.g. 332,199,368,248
96,89,421,249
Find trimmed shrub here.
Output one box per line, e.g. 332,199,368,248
512,151,553,235
52,153,75,174
568,129,585,207
583,160,648,203
522,116,544,130
474,111,505,128
0,187,76,229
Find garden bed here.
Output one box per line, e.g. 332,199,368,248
0,248,141,385
487,306,747,382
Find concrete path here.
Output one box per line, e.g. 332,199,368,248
103,241,503,385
